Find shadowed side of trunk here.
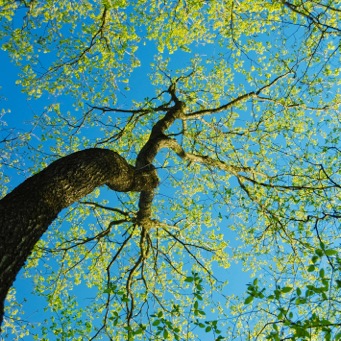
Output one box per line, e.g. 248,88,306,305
0,148,157,328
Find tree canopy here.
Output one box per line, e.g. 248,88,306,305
0,0,341,340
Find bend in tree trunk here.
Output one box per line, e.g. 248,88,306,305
0,148,157,328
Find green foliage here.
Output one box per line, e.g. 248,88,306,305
243,247,341,340
1,0,341,340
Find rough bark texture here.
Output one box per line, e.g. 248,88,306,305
0,148,158,328
135,93,186,224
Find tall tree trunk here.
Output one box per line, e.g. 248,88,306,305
0,148,157,328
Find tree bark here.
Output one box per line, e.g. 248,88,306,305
0,148,158,328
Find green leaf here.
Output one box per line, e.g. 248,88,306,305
134,328,144,335
319,268,325,278
152,320,160,326
307,265,315,272
244,296,254,304
195,293,203,301
281,286,293,293
315,249,324,257
325,249,338,256
194,300,199,309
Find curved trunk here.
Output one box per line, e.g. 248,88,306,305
0,148,157,327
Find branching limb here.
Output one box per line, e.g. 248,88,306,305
185,71,294,119
125,225,150,329
162,227,216,280
89,232,133,340
40,218,128,252
281,0,341,33
134,85,187,226
164,137,259,176
80,201,130,217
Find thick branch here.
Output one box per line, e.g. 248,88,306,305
0,148,157,327
135,94,186,224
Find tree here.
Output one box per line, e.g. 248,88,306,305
0,0,340,340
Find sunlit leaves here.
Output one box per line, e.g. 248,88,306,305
1,0,341,340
